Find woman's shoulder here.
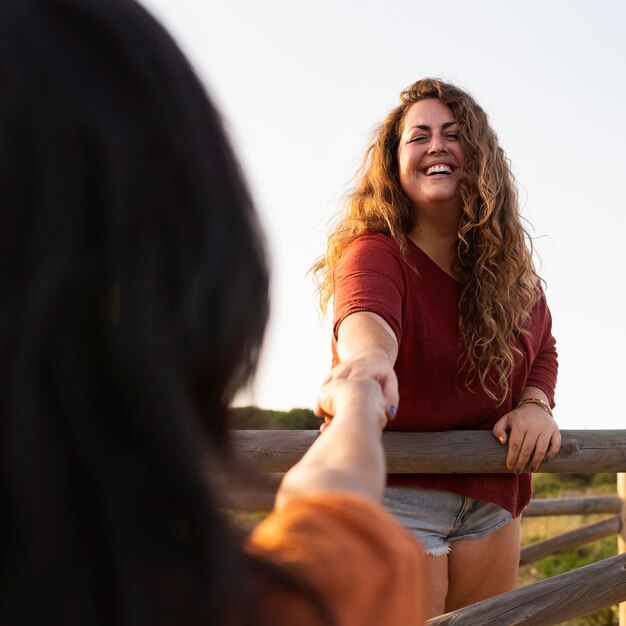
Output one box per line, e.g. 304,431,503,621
346,231,402,252
340,231,405,265
336,232,408,283
247,492,424,575
247,492,427,625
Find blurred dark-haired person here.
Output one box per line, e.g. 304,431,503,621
0,1,426,624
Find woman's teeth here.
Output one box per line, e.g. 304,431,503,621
425,164,452,176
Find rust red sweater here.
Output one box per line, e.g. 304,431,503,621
331,233,558,517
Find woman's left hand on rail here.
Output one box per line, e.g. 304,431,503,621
492,404,561,474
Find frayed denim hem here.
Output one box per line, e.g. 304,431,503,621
424,544,451,557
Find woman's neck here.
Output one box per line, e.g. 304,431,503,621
407,219,458,277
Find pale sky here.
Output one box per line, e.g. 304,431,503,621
142,0,626,430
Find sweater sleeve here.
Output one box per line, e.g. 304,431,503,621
333,233,405,344
525,293,558,407
246,492,427,626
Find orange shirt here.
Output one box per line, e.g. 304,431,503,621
246,492,427,625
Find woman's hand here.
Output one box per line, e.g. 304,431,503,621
315,347,399,419
492,403,561,474
315,364,397,431
317,377,391,432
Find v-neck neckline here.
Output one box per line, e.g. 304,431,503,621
405,236,460,284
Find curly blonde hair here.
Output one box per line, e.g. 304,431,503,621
312,78,539,403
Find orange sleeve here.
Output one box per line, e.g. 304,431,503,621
246,492,428,626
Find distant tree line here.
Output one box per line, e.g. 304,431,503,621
229,406,320,430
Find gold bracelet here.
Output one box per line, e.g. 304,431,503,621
516,397,553,418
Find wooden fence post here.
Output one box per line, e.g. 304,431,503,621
617,472,626,626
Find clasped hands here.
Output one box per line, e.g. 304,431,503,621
315,349,399,433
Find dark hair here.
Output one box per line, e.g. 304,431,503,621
0,0,274,623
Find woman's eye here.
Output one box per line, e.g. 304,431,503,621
446,133,459,140
408,136,427,143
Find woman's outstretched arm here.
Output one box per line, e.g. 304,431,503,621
276,377,393,510
317,311,399,415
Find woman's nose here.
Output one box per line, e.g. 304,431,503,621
428,137,447,154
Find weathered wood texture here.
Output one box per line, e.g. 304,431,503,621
617,472,626,626
427,553,626,626
221,492,275,511
523,496,623,517
225,493,622,515
519,516,621,566
233,429,626,473
617,472,626,540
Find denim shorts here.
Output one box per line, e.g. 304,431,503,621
383,486,514,556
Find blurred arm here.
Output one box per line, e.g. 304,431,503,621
276,378,389,510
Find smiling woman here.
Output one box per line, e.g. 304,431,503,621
312,77,560,618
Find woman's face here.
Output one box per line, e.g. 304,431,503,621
397,99,465,216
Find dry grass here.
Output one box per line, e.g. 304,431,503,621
516,473,621,625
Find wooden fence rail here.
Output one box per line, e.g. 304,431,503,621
524,496,623,516
426,553,626,626
232,429,626,624
233,429,626,473
520,516,621,566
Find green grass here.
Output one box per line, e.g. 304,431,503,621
518,473,620,625
229,406,319,429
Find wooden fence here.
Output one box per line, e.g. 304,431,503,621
232,429,626,626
